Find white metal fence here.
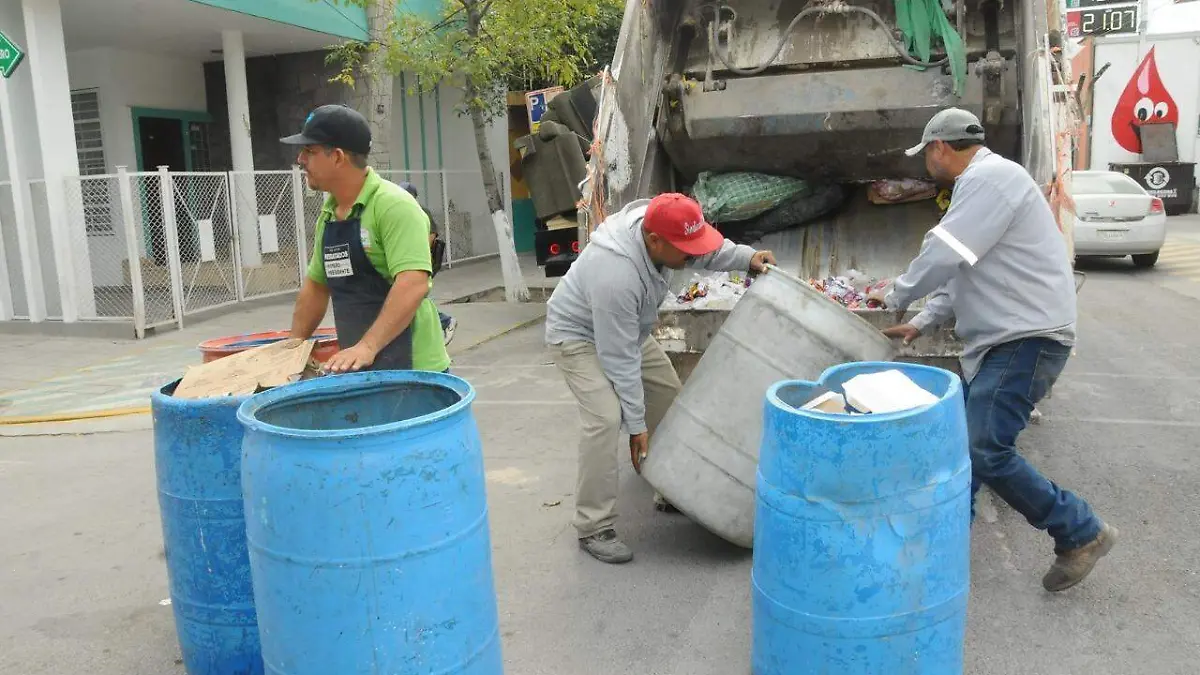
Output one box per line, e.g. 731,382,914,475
377,169,500,266
0,167,498,337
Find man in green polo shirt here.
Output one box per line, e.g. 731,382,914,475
283,104,450,373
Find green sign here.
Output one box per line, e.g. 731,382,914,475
0,31,25,79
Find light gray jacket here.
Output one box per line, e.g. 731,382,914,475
885,148,1077,381
545,199,756,434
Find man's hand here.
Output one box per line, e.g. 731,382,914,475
322,342,378,374
280,337,306,349
750,250,777,273
866,282,894,307
629,432,649,474
882,323,922,345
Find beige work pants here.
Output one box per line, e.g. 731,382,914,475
552,337,683,539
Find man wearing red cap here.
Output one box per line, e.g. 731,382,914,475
545,193,775,563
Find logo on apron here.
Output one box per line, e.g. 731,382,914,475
324,243,354,278
359,226,372,251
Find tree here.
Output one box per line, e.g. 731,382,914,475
326,0,624,302
507,0,625,92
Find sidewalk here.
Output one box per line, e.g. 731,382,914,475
0,256,555,432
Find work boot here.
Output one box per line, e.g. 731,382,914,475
1042,523,1119,592
579,529,633,564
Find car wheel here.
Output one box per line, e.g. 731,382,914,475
1132,251,1160,268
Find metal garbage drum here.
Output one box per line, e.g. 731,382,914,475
237,371,503,675
641,265,895,547
753,362,971,674
152,381,263,675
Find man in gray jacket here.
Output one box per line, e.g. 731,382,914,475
874,108,1117,592
546,193,774,563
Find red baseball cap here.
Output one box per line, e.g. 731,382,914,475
642,193,725,256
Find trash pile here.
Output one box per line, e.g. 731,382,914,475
805,269,891,310
661,271,754,310
867,179,937,205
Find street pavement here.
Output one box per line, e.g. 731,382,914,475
2,216,1200,674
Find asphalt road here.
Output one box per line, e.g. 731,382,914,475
2,216,1199,674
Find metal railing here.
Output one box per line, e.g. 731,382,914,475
4,167,500,337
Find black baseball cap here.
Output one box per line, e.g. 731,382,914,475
281,104,372,155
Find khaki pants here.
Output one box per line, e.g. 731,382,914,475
553,337,683,538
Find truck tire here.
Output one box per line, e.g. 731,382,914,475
1132,251,1160,268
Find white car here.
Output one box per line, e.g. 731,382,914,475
1071,170,1167,268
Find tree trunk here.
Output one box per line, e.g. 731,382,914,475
466,79,529,303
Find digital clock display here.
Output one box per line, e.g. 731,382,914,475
1066,4,1140,37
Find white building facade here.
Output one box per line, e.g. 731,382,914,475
1079,0,1200,211
0,0,510,334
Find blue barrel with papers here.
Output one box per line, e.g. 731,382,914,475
238,370,503,675
152,382,262,675
752,361,971,674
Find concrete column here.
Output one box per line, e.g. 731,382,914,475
0,76,44,321
364,0,394,170
23,0,96,320
223,29,261,268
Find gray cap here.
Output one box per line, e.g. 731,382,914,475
905,108,986,156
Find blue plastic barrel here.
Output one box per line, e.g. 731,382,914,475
752,362,971,674
237,371,503,675
152,381,263,675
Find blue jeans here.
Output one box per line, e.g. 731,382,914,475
439,311,453,331
966,337,1101,552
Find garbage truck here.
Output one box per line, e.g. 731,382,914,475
519,0,1078,375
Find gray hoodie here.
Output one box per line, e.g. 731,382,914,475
885,147,1077,382
545,199,756,434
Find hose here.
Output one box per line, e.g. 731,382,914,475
704,1,948,77
702,1,967,94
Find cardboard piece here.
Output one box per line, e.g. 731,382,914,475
802,391,853,414
1138,122,1178,163
545,215,576,231
173,340,315,399
841,369,939,414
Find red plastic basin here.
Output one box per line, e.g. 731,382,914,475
198,328,340,364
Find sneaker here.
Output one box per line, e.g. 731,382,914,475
443,316,457,346
579,529,633,564
1042,522,1119,592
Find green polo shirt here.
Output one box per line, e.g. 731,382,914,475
307,168,451,372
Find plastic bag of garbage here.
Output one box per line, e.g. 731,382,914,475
717,183,846,245
868,179,937,205
691,171,810,223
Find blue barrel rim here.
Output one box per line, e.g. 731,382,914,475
236,370,476,439
766,360,962,423
151,378,255,408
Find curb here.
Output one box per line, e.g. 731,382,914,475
448,314,546,358
0,405,152,426
1,315,547,435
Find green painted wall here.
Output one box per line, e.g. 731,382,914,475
395,0,444,20
186,0,448,40
185,0,370,40
513,199,536,253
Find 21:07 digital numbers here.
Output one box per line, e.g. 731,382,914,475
1078,7,1138,35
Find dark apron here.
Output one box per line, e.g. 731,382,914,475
322,205,415,371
